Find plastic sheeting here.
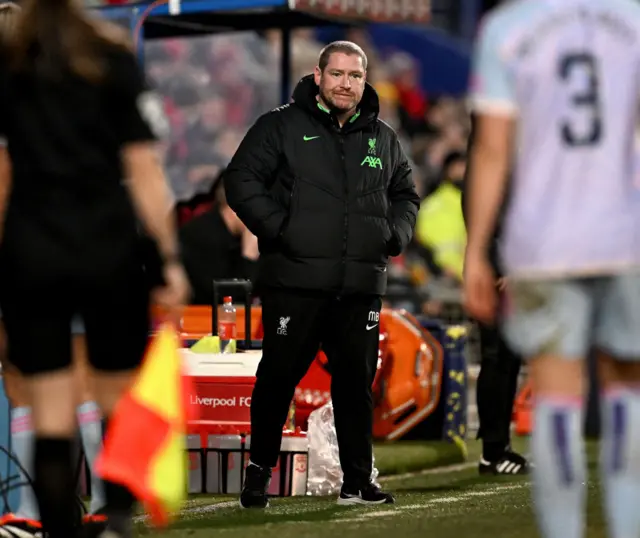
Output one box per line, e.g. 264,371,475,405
306,402,379,496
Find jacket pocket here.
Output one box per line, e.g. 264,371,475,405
382,191,396,256
384,220,394,256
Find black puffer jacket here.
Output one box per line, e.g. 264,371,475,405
224,75,419,295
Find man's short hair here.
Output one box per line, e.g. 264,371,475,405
318,41,368,72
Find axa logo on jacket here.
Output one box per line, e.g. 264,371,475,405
362,137,383,168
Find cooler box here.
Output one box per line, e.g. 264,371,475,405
183,350,309,496
183,349,260,428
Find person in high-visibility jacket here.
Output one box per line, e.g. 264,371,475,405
415,151,467,282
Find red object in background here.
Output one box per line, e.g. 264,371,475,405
396,84,428,120
255,319,264,339
176,199,215,227
513,380,532,436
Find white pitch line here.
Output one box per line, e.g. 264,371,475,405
333,483,529,523
351,509,399,519
133,500,238,523
379,461,477,482
416,483,526,505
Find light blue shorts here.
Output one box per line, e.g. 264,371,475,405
502,273,640,360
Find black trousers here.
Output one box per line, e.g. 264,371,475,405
250,288,381,487
476,322,522,457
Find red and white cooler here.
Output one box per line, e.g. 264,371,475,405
183,349,309,496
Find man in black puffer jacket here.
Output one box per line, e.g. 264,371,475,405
224,41,419,509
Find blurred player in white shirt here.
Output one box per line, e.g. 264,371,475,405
464,1,640,538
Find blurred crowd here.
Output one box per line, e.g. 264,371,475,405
150,27,471,319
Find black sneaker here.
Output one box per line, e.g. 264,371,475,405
337,482,395,505
479,450,530,475
239,463,272,509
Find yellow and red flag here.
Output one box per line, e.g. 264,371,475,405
96,323,198,527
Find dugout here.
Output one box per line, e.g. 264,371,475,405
90,0,455,104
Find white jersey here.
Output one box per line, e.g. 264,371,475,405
470,0,640,278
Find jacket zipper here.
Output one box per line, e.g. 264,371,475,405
339,133,348,295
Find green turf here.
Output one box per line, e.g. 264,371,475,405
130,437,610,538
373,439,466,476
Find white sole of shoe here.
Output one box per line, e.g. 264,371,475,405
337,497,388,506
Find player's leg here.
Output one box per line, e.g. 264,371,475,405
0,322,42,534
593,273,640,538
80,267,150,538
322,295,394,505
241,289,325,508
1,298,78,538
503,279,591,538
72,324,107,521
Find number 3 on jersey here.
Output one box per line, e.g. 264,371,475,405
558,53,602,147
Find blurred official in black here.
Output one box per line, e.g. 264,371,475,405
462,115,530,475
0,1,189,537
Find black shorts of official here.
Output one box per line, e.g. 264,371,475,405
0,263,151,376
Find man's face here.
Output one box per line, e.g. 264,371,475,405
314,52,366,113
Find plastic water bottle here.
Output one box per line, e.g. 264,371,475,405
218,296,237,353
